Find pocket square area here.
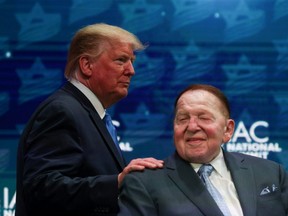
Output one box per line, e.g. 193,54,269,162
260,187,270,195
260,184,278,195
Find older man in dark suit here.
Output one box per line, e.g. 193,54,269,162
16,23,163,216
118,84,288,216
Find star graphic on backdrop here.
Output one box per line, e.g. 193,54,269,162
219,0,265,43
119,0,161,18
15,3,61,47
171,40,211,65
119,0,164,33
222,55,266,95
120,103,167,146
223,55,266,79
273,37,288,74
16,57,62,104
69,0,113,24
170,40,213,80
221,0,264,28
129,52,165,91
171,0,198,14
170,0,214,30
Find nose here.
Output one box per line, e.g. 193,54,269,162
125,60,135,76
187,117,200,131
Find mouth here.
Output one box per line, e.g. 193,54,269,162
119,81,130,87
185,137,205,144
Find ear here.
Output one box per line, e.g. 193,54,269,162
223,119,235,143
78,55,93,78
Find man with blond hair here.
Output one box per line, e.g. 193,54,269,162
16,23,163,216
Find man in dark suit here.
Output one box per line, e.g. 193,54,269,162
16,23,163,216
118,84,288,216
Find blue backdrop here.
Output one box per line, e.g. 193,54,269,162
0,0,288,214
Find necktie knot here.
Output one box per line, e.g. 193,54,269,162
198,164,214,177
103,113,113,125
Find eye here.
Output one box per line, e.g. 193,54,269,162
176,115,189,124
199,116,209,120
116,58,126,64
198,115,213,122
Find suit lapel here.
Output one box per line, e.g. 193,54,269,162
224,151,257,216
62,82,125,169
166,153,224,216
88,109,126,168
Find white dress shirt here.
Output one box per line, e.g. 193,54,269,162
70,79,105,119
192,150,243,216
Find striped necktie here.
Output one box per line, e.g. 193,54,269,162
198,164,231,216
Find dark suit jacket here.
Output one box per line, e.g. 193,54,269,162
16,82,126,216
118,151,288,216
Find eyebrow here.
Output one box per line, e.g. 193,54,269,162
132,55,136,61
118,52,136,61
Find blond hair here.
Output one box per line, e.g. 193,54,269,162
64,23,145,79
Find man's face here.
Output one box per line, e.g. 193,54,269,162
173,90,234,163
89,42,136,108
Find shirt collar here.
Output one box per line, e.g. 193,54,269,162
70,79,105,119
191,148,228,177
210,149,228,178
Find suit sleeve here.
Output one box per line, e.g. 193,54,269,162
21,100,119,213
118,173,158,216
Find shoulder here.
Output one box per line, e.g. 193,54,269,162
130,166,167,179
126,156,173,181
22,87,88,132
127,155,177,181
225,151,285,171
122,167,170,193
35,83,87,113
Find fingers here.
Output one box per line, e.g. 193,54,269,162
127,157,164,172
118,158,164,187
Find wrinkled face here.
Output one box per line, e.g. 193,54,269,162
88,42,136,108
173,90,234,163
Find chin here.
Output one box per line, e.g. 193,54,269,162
185,152,207,164
121,91,128,98
118,86,128,93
